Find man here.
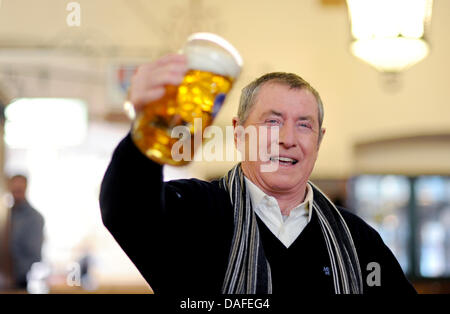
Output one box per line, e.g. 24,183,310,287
8,175,44,289
100,54,416,294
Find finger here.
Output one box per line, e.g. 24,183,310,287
131,87,166,110
134,62,187,90
129,57,188,108
130,71,184,105
148,62,187,80
140,54,187,73
145,65,187,88
154,53,187,67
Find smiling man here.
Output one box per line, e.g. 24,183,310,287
99,55,416,294
235,76,325,217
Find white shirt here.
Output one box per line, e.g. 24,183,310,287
244,177,314,248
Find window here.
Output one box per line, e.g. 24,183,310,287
348,175,450,278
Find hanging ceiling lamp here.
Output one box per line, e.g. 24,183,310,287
346,0,433,73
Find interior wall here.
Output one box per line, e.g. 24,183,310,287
354,134,450,176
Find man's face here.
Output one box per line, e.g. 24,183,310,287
9,177,27,204
236,82,325,195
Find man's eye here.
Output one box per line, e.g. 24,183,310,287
298,123,312,129
266,119,280,125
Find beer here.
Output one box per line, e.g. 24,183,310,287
131,33,242,166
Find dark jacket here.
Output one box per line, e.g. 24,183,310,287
10,200,44,288
99,134,416,294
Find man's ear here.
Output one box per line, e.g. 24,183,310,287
318,127,326,148
232,117,240,147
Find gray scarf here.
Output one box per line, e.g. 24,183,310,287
219,163,363,294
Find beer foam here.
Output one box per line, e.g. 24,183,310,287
183,33,243,79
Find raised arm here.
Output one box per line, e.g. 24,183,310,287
99,54,188,289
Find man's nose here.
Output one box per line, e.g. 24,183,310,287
279,121,296,148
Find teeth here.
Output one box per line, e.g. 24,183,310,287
270,157,297,163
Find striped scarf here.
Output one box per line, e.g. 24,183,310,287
219,163,363,294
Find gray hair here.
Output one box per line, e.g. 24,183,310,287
237,72,324,140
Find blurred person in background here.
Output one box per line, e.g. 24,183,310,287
8,174,44,290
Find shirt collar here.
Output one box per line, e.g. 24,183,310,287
244,176,314,223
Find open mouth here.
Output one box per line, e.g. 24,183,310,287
270,156,298,165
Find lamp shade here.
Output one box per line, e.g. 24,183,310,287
347,0,433,72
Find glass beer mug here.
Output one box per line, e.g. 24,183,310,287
130,33,243,166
